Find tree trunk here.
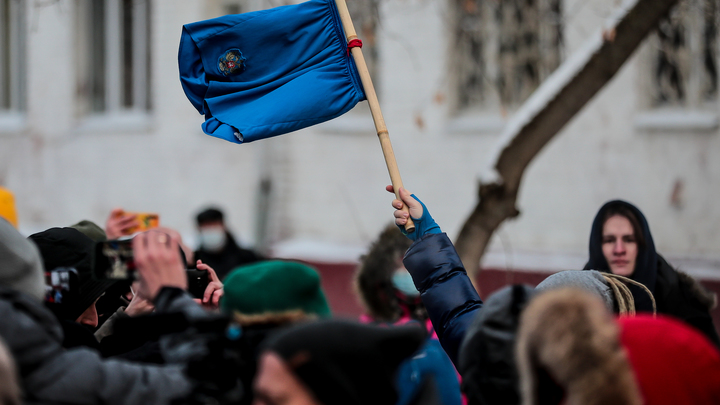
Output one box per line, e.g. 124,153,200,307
455,0,681,294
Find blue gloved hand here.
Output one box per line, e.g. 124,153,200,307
390,187,442,242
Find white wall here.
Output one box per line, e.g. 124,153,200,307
1,0,718,274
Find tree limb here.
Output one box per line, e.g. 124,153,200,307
455,0,681,293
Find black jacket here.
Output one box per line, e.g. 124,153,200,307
194,232,262,280
584,200,719,347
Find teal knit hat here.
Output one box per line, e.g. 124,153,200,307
221,260,331,318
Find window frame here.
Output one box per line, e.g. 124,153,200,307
448,0,564,134
634,0,720,132
74,0,152,130
0,0,27,133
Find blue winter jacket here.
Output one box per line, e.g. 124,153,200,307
403,233,483,366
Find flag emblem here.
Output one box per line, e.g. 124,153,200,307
218,49,246,76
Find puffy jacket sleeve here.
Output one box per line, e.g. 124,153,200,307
24,349,191,405
0,290,194,405
403,233,483,365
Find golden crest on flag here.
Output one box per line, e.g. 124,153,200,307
218,49,246,76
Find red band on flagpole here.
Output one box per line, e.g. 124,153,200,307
347,39,363,56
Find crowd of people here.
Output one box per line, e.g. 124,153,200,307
0,184,719,404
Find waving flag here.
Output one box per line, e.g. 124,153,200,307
178,0,366,144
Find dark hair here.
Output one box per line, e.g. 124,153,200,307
354,224,413,322
196,207,224,225
601,204,645,249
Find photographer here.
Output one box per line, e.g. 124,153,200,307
29,227,119,349
0,218,216,405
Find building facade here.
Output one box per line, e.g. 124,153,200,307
0,0,718,281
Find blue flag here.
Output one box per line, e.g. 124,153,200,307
178,0,366,144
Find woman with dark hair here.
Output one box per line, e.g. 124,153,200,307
585,200,719,346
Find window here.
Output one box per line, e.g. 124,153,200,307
75,0,151,116
0,0,26,114
651,0,717,109
635,0,718,131
452,0,562,113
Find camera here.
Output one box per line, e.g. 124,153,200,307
94,239,135,280
44,267,80,305
44,267,82,320
92,238,209,298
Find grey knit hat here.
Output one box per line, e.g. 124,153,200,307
0,218,45,301
535,270,615,312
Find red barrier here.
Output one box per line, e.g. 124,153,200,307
307,261,720,338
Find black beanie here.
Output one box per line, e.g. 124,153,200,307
196,207,224,225
29,227,116,321
263,319,426,405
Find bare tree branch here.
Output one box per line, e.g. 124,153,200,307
455,0,681,293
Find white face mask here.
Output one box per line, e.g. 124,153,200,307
392,269,419,297
199,228,226,252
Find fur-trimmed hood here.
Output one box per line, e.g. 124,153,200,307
232,310,316,327
516,288,642,405
516,287,720,405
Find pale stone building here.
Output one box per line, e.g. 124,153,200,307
0,0,718,283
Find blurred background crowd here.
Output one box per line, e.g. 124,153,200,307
1,0,720,403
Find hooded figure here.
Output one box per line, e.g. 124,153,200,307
256,319,434,405
28,227,117,349
516,287,720,405
0,219,45,301
584,200,719,346
459,270,655,405
516,288,644,405
29,227,116,322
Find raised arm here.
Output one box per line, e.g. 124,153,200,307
388,186,483,365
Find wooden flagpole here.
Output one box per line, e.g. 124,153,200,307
334,0,415,233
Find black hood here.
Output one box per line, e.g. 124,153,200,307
584,200,657,312
29,227,116,321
